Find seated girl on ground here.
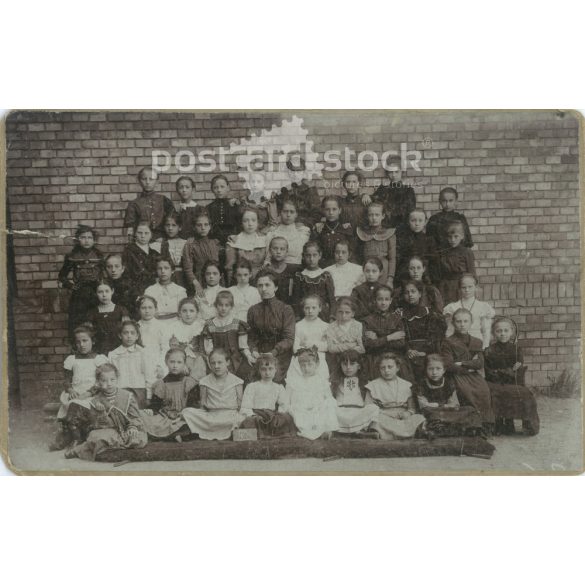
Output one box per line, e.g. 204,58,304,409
63,363,147,461
286,347,339,440
140,348,199,442
181,348,245,440
238,354,296,439
365,353,425,440
414,353,483,437
331,350,379,437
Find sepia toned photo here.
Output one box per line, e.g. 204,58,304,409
1,109,583,474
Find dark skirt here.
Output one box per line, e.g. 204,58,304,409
422,406,483,437
452,373,495,424
487,382,540,434
239,410,297,439
68,284,98,339
439,278,460,305
173,268,187,289
125,387,148,410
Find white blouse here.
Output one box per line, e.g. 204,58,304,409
443,298,495,349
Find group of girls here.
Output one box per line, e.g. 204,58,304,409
53,161,539,460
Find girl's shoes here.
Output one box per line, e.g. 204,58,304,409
49,429,71,451
64,447,78,459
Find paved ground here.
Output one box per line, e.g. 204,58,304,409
3,396,583,474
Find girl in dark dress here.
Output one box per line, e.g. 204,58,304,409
122,221,161,297
414,353,483,437
338,170,368,230
182,212,223,296
265,237,299,306
371,165,416,230
207,174,241,245
391,255,444,314
311,195,356,267
104,253,138,319
160,211,187,289
484,317,539,435
86,281,130,355
291,241,336,321
276,155,321,228
395,280,447,383
440,308,495,432
58,225,104,340
356,202,397,287
351,257,383,321
438,221,476,304
362,285,410,382
202,290,252,380
426,187,474,251
175,176,204,240
395,209,438,284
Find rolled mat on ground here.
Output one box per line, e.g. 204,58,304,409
95,436,495,463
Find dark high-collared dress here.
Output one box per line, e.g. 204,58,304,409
277,180,321,228
247,297,296,383
58,246,104,338
351,281,382,321
441,332,495,425
484,341,539,435
397,303,447,383
206,198,241,245
311,220,356,267
122,243,161,297
124,192,175,238
437,245,476,304
362,309,411,382
413,376,483,437
372,183,416,229
426,210,473,251
395,228,439,285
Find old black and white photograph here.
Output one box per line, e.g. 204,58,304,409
1,109,582,474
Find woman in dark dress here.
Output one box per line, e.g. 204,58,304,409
247,271,296,384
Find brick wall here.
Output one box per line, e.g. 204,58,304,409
4,111,581,405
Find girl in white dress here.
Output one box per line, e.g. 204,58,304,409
166,297,207,382
181,348,245,440
332,350,379,435
227,259,261,323
50,324,109,450
144,257,187,323
365,353,425,440
286,294,330,383
265,199,310,265
325,296,366,375
443,273,495,349
196,260,228,321
225,209,268,283
286,347,339,440
137,295,168,379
